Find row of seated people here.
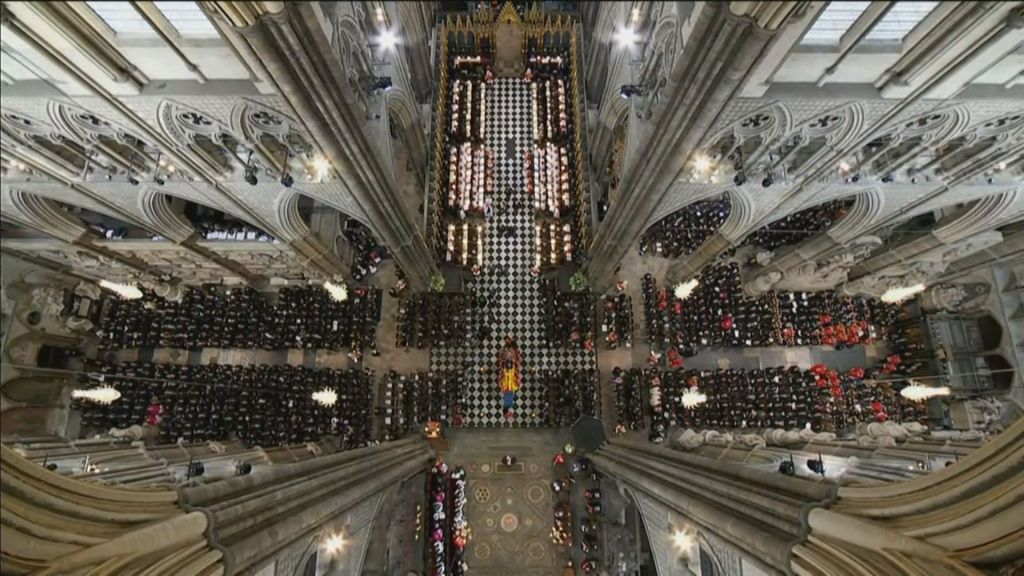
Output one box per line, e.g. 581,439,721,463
611,367,644,432
97,284,381,351
426,462,469,576
76,361,374,449
380,370,466,440
641,264,899,350
396,293,475,349
344,220,386,282
601,294,632,350
639,198,852,258
539,369,600,427
195,219,274,242
540,280,595,350
623,365,927,443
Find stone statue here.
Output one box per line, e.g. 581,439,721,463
673,428,704,450
753,270,782,293
925,283,968,311
73,281,101,300
735,433,767,449
29,287,66,319
754,250,774,267
965,397,1005,433
762,428,803,446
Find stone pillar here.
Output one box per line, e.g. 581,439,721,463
211,2,438,289
585,3,801,291
0,437,431,575
396,1,435,104
594,417,1023,575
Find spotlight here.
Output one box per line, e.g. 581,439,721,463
881,173,893,183
761,173,773,188
997,160,1007,171
127,174,139,186
235,462,253,476
911,177,918,183
807,454,825,476
733,171,746,186
377,29,398,51
187,461,205,478
154,174,166,186
244,171,258,186
613,26,639,48
778,457,796,476
322,533,347,555
671,528,693,551
280,172,294,188
987,177,994,184
850,173,860,183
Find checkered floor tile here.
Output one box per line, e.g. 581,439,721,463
431,78,597,428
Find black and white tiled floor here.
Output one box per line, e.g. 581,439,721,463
431,78,597,427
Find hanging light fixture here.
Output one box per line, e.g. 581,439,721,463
312,156,331,182
681,387,707,408
321,532,346,555
673,278,700,301
323,281,348,302
72,386,121,404
899,382,950,402
312,388,338,407
99,280,143,300
881,283,926,304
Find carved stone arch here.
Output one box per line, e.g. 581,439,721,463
696,532,728,576
855,105,970,178
8,189,89,242
773,102,865,178
275,191,313,243
47,101,161,177
0,109,88,177
934,189,1022,243
931,112,1024,180
719,187,756,241
2,376,70,405
385,87,419,132
138,188,196,243
157,99,244,177
230,99,314,176
641,14,679,88
701,103,791,172
46,100,118,145
336,16,371,87
827,188,885,243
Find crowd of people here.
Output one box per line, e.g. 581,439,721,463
76,361,374,449
96,284,381,351
343,220,386,282
396,293,475,349
540,369,599,426
601,293,632,350
195,219,274,242
551,451,602,573
642,264,899,351
426,461,468,576
740,199,853,251
640,197,853,258
611,367,644,432
639,198,730,258
617,365,928,443
380,370,466,439
541,279,595,350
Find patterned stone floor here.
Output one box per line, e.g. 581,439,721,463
430,78,597,428
441,428,571,575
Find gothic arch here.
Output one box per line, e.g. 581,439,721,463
850,104,971,182
765,103,866,180
385,87,419,134
138,188,197,243
929,112,1024,182
275,191,313,242
933,189,1022,243
229,99,315,178
827,188,885,243
0,109,90,178
719,187,756,241
157,99,250,178
45,101,161,178
7,189,89,242
697,103,792,181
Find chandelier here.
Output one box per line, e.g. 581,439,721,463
323,281,348,302
71,386,122,404
881,283,926,304
99,280,143,300
673,278,700,301
312,388,338,407
681,387,707,408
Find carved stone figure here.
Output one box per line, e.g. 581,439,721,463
965,397,1005,433
29,287,66,319
755,250,774,267
925,283,968,311
752,270,782,293
73,281,101,300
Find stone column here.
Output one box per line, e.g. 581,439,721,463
585,3,802,291
209,2,438,289
396,1,435,104
594,417,1023,575
0,437,431,575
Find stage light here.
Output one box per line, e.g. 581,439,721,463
377,29,398,51
838,160,851,173
313,156,330,182
900,381,950,402
733,171,746,186
997,160,1007,170
312,388,338,407
881,283,925,304
613,26,639,48
280,172,294,188
672,528,694,551
322,532,346,555
692,154,712,173
72,386,121,404
881,173,893,183
127,174,139,186
762,173,774,188
99,280,143,300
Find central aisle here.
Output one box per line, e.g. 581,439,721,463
431,78,597,427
